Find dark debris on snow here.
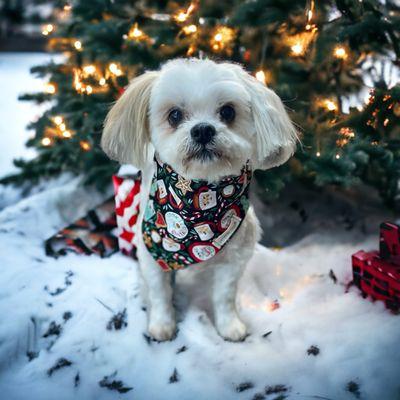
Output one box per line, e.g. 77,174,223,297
99,372,133,393
47,358,72,376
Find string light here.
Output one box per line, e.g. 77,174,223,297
333,45,348,60
53,116,63,126
44,82,56,94
41,137,52,146
187,44,196,56
42,24,54,36
210,26,236,52
83,65,96,75
182,24,197,35
174,3,196,22
99,77,106,86
62,130,72,138
74,40,82,50
108,63,123,76
126,22,146,41
316,151,321,157
288,0,317,56
255,70,266,84
323,99,337,111
291,43,304,56
59,122,66,131
80,141,91,151
86,85,93,94
335,154,341,159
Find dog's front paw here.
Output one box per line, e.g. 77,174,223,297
216,316,248,342
148,318,176,342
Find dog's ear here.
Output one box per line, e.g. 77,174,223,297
101,71,159,168
225,63,298,170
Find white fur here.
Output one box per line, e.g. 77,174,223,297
102,58,297,341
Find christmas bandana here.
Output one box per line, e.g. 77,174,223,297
142,155,252,271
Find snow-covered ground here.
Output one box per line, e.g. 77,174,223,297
0,177,400,400
0,53,399,400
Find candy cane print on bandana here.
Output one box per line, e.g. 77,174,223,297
142,155,252,271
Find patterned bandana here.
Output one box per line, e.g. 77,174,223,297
142,155,252,271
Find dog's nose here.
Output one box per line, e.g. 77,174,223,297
190,123,216,145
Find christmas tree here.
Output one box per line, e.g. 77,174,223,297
2,0,399,208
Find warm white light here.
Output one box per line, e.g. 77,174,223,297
255,70,266,84
291,43,304,56
214,33,223,42
83,65,96,75
74,40,82,50
41,137,52,146
99,77,106,86
63,130,71,138
86,85,93,94
316,151,321,157
335,154,340,159
109,63,122,76
59,123,66,131
183,24,197,34
44,83,56,94
324,99,337,111
53,116,63,125
333,46,347,60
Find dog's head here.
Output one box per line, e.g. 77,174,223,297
102,58,297,180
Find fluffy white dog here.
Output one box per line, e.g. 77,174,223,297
101,58,297,342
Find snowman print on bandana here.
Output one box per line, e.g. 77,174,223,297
142,155,252,271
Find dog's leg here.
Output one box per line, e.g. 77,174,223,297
138,244,176,341
212,260,248,342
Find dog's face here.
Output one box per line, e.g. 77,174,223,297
102,59,297,180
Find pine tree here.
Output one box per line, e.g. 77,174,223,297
2,0,400,208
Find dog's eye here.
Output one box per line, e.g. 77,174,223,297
168,108,183,127
219,104,235,123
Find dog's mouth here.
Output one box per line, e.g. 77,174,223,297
184,144,223,164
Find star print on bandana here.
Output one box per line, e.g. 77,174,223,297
142,155,252,271
175,175,193,196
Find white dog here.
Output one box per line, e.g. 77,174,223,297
101,58,297,342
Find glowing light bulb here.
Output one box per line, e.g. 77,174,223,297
335,154,340,159
41,137,52,146
99,77,106,86
109,63,122,76
59,123,66,131
324,99,337,111
183,24,197,34
316,151,321,157
80,141,91,151
44,83,56,94
63,130,71,138
53,116,63,125
83,65,96,75
74,40,82,50
86,85,93,94
333,46,347,60
291,43,304,56
255,70,266,84
214,33,223,42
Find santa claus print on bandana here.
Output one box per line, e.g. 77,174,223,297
142,155,252,271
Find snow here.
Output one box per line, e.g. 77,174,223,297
0,52,65,210
0,53,62,177
0,177,399,400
